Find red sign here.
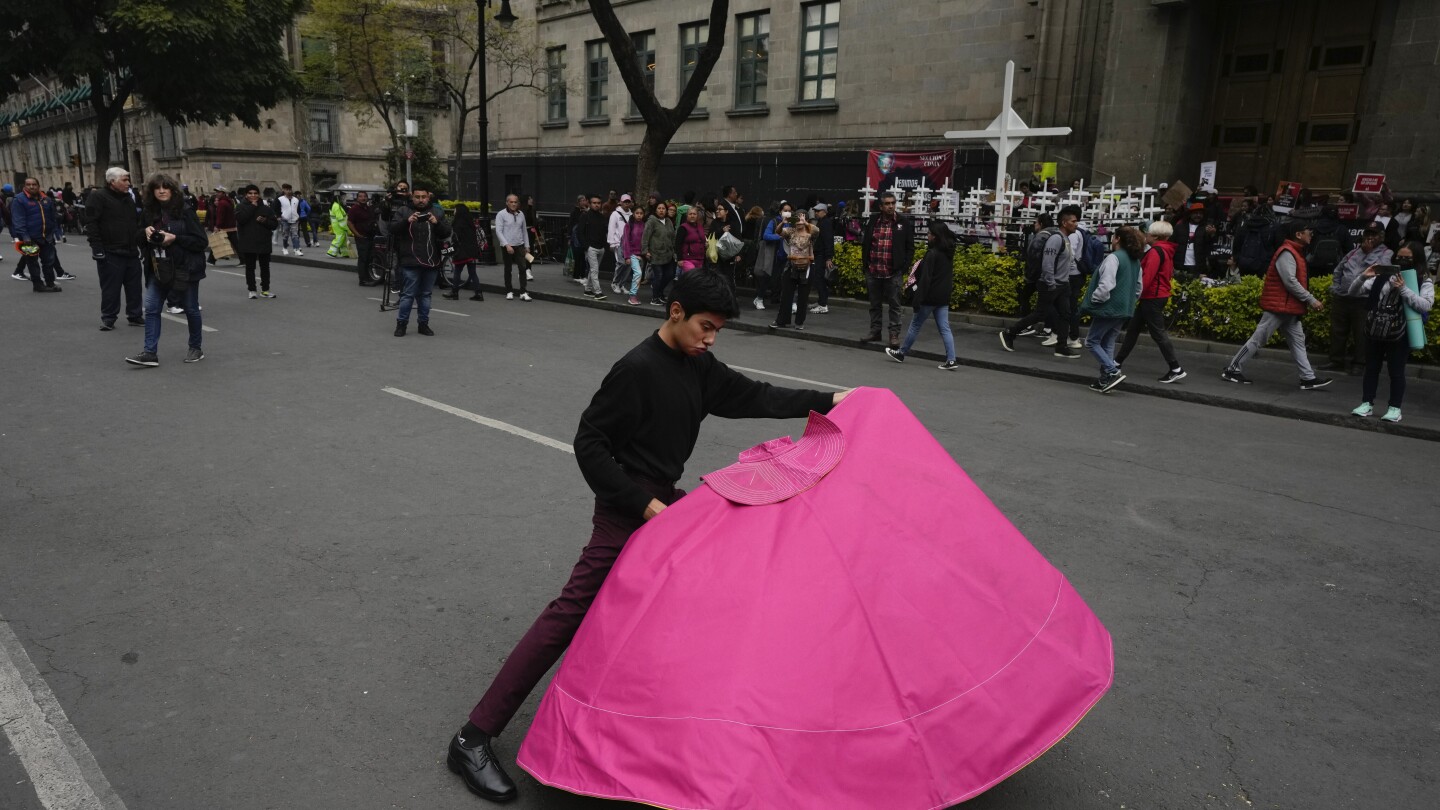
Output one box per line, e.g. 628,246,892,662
1273,180,1302,214
866,150,955,194
1336,203,1360,221
1353,173,1386,194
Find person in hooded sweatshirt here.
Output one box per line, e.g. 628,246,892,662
1114,220,1186,383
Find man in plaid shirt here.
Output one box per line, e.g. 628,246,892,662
859,192,914,348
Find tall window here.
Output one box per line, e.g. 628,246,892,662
735,12,769,108
680,21,709,107
308,106,337,154
629,30,655,116
546,46,567,121
800,2,840,102
586,39,609,119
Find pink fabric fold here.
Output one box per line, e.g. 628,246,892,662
518,387,1113,809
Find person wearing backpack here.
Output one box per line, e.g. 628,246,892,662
1327,223,1393,374
1000,207,1081,358
1229,206,1277,277
1016,214,1056,333
1221,221,1330,389
1347,241,1433,423
1078,226,1144,393
1306,206,1350,280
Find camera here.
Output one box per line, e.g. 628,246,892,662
148,229,168,246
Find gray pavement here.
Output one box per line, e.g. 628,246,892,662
1,241,1437,809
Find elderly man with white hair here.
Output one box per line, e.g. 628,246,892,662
83,167,146,330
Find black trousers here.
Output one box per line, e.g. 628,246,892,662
1006,284,1067,338
1018,279,1038,316
241,252,271,291
1329,295,1368,368
1067,275,1086,339
354,236,373,284
774,265,812,327
502,247,528,293
1115,298,1181,369
97,254,143,323
1362,338,1409,408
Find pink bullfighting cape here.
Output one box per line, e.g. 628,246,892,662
517,387,1113,809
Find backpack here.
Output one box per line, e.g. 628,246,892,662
1025,227,1059,283
1308,227,1343,270
1078,228,1106,275
1366,283,1406,341
1237,216,1274,271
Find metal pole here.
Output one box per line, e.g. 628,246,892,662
403,79,412,187
477,0,491,248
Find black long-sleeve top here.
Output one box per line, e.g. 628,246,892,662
575,332,835,517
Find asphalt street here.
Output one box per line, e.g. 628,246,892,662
2,242,1437,809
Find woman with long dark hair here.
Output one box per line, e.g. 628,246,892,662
125,173,208,367
753,202,793,310
885,223,958,369
442,203,484,301
642,202,677,305
1079,226,1145,393
1349,240,1434,423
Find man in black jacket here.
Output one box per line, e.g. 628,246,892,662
389,182,451,337
577,196,609,299
809,203,836,314
84,167,145,330
859,192,915,347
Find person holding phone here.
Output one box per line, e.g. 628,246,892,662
1348,242,1434,422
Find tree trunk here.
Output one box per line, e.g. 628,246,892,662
634,125,678,205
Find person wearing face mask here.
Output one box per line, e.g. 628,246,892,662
1327,224,1393,374
1347,241,1434,423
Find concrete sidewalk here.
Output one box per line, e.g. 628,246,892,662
270,250,1440,441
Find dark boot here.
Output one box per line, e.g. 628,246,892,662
418,322,434,336
888,330,901,349
471,292,484,301
441,291,459,300
860,331,881,342
394,321,407,337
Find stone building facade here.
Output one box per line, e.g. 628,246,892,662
460,0,1439,209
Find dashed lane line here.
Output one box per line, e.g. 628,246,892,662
728,365,847,390
382,387,573,454
366,298,470,317
160,313,218,332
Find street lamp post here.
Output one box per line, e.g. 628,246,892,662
476,0,516,257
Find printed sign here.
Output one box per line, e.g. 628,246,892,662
1198,161,1217,191
1273,180,1302,214
1353,173,1385,194
1336,203,1360,221
866,150,955,194
1031,161,1058,188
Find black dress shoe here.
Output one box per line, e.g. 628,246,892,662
470,293,484,301
441,292,459,300
447,732,517,803
418,322,434,336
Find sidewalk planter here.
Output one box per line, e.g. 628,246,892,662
832,242,1439,360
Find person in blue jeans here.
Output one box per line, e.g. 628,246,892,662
388,182,451,337
885,223,958,370
125,173,208,367
1078,226,1144,393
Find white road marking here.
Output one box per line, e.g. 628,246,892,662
366,298,469,317
0,615,127,810
729,365,846,390
382,387,573,454
209,269,245,277
160,313,217,332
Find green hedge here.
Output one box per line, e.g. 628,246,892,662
832,241,1440,356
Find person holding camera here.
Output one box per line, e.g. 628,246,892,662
235,185,278,299
1348,242,1434,423
84,167,146,330
769,209,819,331
389,182,451,337
125,174,208,367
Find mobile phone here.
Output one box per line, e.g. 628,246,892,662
1375,264,1399,278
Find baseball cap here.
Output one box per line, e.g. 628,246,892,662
813,202,829,211
702,411,846,506
620,194,633,202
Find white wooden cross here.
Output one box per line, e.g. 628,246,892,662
858,181,878,218
909,178,933,217
944,61,1072,203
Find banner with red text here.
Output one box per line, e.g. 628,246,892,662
867,150,955,194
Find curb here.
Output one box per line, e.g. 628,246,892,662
272,254,1440,443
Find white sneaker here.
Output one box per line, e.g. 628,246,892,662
506,292,514,300
282,248,290,256
165,305,185,315
520,293,532,301
1041,334,1059,347
1381,406,1402,423
792,303,798,314
248,291,258,299
1067,338,1084,350
753,297,765,311
526,270,534,281
294,250,304,257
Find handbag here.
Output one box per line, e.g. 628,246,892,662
706,234,720,264
753,243,776,279
718,232,745,260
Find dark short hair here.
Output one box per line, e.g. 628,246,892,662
281,183,292,191
880,192,897,203
410,181,431,193
722,185,737,197
1059,205,1082,222
242,184,260,194
1363,223,1385,236
1285,220,1313,240
669,269,740,320
1037,213,1055,228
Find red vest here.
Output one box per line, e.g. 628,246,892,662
1260,240,1309,315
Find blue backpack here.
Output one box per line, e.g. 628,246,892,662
1077,228,1106,275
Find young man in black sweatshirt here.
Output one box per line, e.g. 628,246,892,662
446,270,852,803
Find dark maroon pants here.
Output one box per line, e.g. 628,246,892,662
469,478,683,736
